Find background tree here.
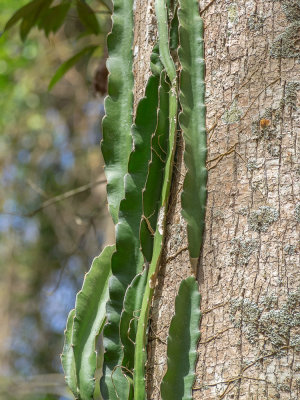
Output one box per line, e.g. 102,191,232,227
0,1,112,399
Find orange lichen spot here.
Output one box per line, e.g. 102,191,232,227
259,118,271,129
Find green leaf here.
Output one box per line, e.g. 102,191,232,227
155,0,176,82
76,0,100,35
37,3,71,36
178,0,207,267
161,277,201,400
149,43,163,76
169,6,179,52
101,60,161,400
4,0,49,32
101,0,134,224
61,309,77,398
21,0,54,41
140,71,169,261
120,269,148,371
48,45,98,90
5,0,54,41
72,245,115,400
99,0,113,12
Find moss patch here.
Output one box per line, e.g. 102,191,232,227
278,0,300,23
230,288,300,349
284,244,297,255
228,3,238,25
223,100,242,124
295,202,300,222
270,22,300,59
270,1,300,59
248,206,279,232
247,159,260,171
285,82,300,110
247,13,265,31
230,237,258,265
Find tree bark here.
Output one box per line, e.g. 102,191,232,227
133,0,300,399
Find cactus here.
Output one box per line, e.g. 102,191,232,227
101,0,134,224
161,277,201,400
62,0,206,398
101,57,163,400
178,0,207,270
61,245,115,400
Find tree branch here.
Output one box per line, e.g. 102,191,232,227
1,179,106,218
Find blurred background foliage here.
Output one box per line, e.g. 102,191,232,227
0,1,112,398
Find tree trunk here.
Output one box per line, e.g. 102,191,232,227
133,0,300,399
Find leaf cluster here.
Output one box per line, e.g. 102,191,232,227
3,0,111,89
